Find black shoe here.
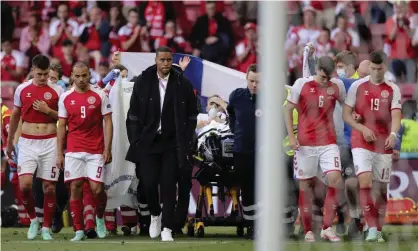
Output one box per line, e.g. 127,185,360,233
85,228,98,239
347,218,361,239
173,224,184,236
245,226,255,240
121,226,132,236
51,212,64,234
139,224,149,236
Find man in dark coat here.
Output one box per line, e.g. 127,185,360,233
126,46,198,241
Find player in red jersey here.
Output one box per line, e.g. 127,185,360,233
6,55,64,240
57,62,113,241
343,51,401,242
285,56,346,242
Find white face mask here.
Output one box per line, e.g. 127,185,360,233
336,68,346,78
208,107,218,119
121,77,128,82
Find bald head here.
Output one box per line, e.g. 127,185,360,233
358,60,370,78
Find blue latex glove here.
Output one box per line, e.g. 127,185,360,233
102,69,120,85
56,80,67,91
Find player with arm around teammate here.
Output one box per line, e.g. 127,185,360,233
284,56,346,242
56,62,113,241
342,51,402,242
6,55,64,240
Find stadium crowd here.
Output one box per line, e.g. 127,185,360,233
1,0,418,244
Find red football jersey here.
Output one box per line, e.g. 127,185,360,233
14,80,64,123
0,51,25,81
58,87,112,154
288,76,346,146
345,76,401,154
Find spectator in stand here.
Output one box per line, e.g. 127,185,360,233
313,27,334,58
286,6,320,51
139,1,175,44
19,13,51,69
57,39,76,80
384,2,417,83
49,4,80,57
118,8,150,52
331,14,360,52
79,7,111,70
48,63,67,91
1,39,25,82
366,1,394,24
190,1,234,65
77,46,101,84
234,1,258,26
98,61,110,80
109,4,127,54
235,22,257,73
154,20,190,53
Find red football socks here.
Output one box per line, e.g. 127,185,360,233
70,199,84,231
323,187,338,230
43,193,56,228
359,188,377,228
299,190,313,234
21,189,37,219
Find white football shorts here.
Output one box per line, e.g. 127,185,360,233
17,134,59,181
352,148,392,183
294,144,342,180
64,152,106,183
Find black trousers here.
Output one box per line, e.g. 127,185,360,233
174,168,193,229
234,152,256,226
33,171,68,218
136,179,151,226
137,143,179,230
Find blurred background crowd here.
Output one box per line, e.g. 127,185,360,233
1,0,417,109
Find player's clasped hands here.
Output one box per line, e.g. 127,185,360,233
361,126,376,142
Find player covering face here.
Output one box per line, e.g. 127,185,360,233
285,56,346,243
57,62,113,241
343,51,402,242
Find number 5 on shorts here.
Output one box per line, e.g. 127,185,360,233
51,166,57,178
96,166,103,178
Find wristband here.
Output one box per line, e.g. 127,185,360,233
390,132,397,138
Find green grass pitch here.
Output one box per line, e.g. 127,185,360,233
2,225,418,251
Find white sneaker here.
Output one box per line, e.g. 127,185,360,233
304,231,315,242
320,227,341,242
161,228,174,242
149,214,162,238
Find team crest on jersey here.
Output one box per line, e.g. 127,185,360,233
65,171,70,178
381,90,389,98
87,96,96,104
44,92,52,100
327,87,335,95
255,109,263,117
